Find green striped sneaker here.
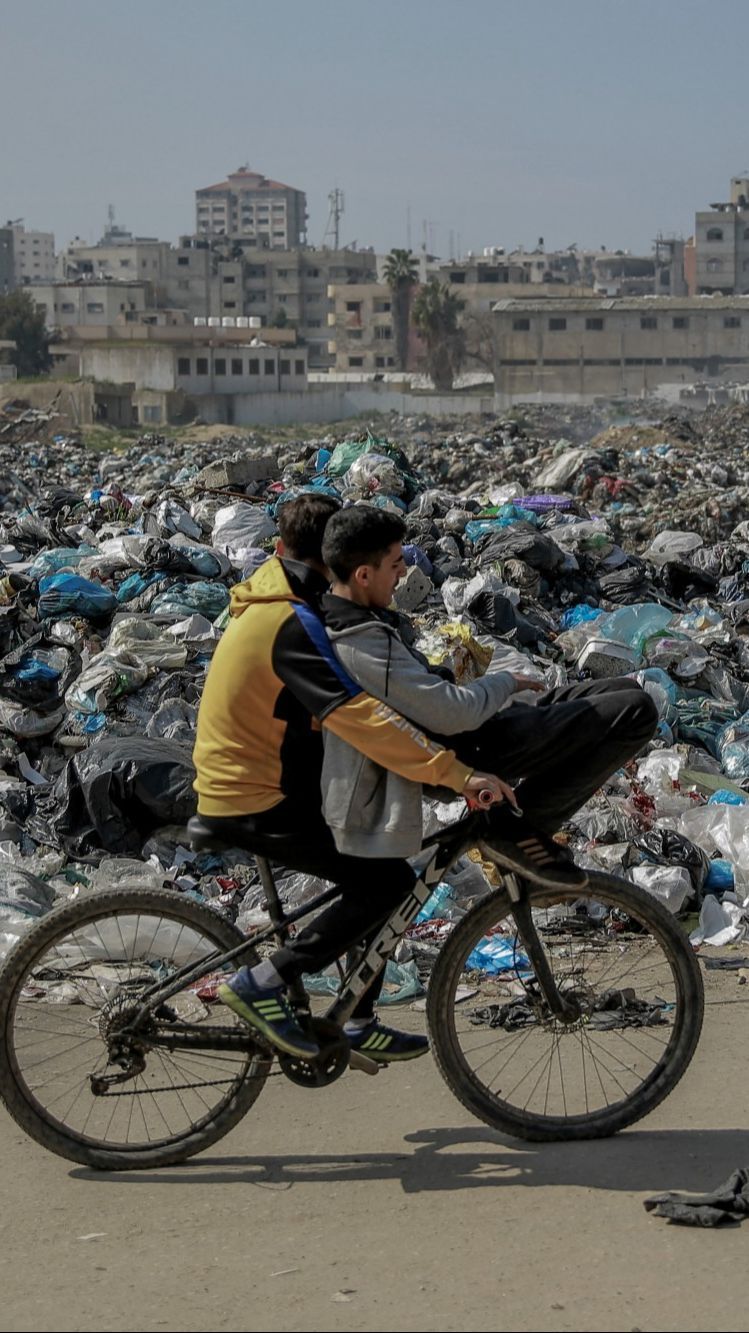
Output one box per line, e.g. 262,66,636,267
218,970,319,1060
347,1020,429,1063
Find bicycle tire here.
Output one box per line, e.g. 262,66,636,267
0,887,272,1170
427,870,704,1141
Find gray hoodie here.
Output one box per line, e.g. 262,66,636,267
320,595,519,857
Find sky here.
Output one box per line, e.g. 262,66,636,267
5,0,749,260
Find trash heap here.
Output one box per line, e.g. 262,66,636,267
4,401,749,988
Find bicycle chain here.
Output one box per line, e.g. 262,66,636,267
94,1067,284,1096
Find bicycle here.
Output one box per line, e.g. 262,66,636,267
0,806,704,1171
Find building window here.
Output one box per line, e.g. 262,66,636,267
224,301,237,309
375,326,392,340
277,269,288,278
280,359,291,374
640,316,657,329
87,302,105,313
348,328,363,340
223,275,235,284
707,258,723,272
548,317,567,331
231,358,243,375
374,300,391,313
177,256,189,266
346,301,361,312
248,292,266,303
61,302,75,313
450,272,466,283
673,316,689,329
143,406,162,423
265,359,275,375
307,318,322,328
295,359,305,374
724,316,741,328
215,358,226,375
249,359,260,374
177,357,190,375
706,227,724,241
119,259,131,268
586,317,604,330
513,318,531,331
196,357,209,375
348,356,364,367
376,356,386,368
306,268,320,278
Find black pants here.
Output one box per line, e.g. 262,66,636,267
203,803,415,1018
433,677,659,833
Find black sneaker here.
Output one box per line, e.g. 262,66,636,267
479,811,588,890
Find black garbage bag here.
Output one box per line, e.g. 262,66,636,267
661,559,719,602
36,736,197,855
628,828,711,895
474,525,565,574
467,589,545,647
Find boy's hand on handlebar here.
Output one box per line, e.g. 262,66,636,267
462,772,519,810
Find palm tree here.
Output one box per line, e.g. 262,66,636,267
383,248,418,371
411,278,465,391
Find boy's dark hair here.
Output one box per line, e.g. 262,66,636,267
322,505,406,581
276,494,340,562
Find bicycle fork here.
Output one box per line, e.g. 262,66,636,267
504,874,581,1025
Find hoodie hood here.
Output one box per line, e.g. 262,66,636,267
230,556,328,618
321,593,400,641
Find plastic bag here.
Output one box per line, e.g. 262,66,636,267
416,621,492,683
211,503,276,562
152,499,203,542
0,865,56,916
108,618,188,670
344,453,406,498
149,581,229,620
28,547,96,579
146,699,197,743
703,859,735,893
598,603,673,654
629,864,692,914
465,933,530,975
38,573,117,622
560,604,603,630
644,530,704,567
65,651,149,715
717,712,749,781
0,698,65,738
690,893,748,948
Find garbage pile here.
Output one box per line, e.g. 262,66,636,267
4,401,749,984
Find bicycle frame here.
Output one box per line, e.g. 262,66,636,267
132,810,574,1051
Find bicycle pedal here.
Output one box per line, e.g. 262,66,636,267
349,1050,382,1076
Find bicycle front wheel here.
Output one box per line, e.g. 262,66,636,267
0,887,272,1170
427,871,703,1141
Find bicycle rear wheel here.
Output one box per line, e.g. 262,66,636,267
0,888,272,1170
427,871,703,1141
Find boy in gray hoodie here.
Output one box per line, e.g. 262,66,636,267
320,507,658,884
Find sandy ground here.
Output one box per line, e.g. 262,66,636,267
0,968,746,1333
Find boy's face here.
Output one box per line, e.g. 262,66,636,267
356,541,406,607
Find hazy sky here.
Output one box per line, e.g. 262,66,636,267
5,0,749,258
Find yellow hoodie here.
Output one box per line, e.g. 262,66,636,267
192,557,471,817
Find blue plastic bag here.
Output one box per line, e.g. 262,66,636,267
149,581,230,619
402,543,434,577
560,604,603,630
704,859,735,893
38,573,117,621
465,934,530,975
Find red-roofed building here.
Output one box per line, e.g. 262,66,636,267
196,166,307,248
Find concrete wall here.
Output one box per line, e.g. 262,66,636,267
81,343,176,392
191,386,497,426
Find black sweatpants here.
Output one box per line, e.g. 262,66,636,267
432,677,659,833
203,802,415,1018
